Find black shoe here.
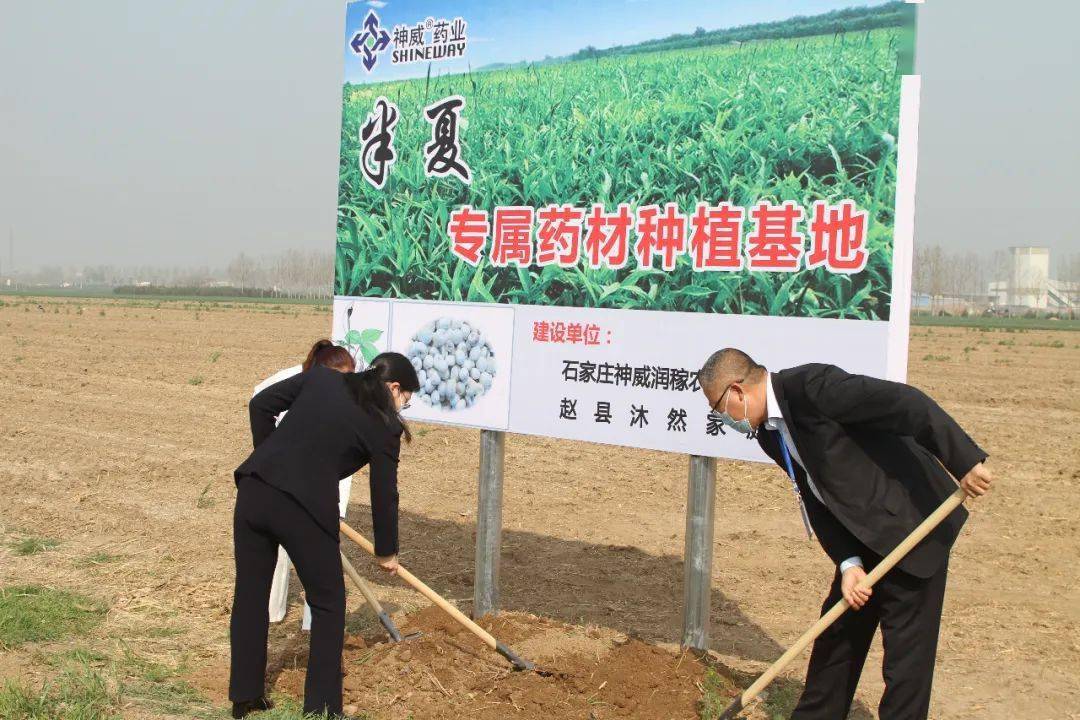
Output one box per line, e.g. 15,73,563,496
231,696,274,718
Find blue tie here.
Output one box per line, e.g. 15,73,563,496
776,430,814,540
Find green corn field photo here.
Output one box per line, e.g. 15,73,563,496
335,14,912,320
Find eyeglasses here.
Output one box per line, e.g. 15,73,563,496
708,379,744,418
400,393,412,411
708,385,730,417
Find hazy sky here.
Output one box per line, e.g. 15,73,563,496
339,0,892,84
1,1,1077,273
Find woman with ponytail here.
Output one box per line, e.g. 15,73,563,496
230,349,418,719
342,352,419,443
254,340,355,633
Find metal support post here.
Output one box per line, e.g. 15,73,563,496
682,454,717,650
473,429,506,618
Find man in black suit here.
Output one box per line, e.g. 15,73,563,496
698,348,992,720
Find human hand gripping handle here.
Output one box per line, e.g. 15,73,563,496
841,565,872,610
959,461,992,498
718,485,972,720
375,554,399,575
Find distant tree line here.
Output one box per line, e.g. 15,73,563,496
565,2,912,63
223,249,333,299
8,249,335,300
112,284,283,298
913,245,1003,313
913,246,1079,314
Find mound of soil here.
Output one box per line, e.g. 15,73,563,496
271,607,736,719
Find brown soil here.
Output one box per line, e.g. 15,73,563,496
268,607,717,719
1,296,1077,719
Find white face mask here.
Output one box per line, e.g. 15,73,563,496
713,387,756,439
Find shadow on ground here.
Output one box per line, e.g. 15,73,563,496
300,505,877,719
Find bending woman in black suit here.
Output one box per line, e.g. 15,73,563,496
229,351,419,719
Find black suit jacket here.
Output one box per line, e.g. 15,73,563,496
756,364,987,579
234,364,402,556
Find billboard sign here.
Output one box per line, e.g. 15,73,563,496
332,0,919,461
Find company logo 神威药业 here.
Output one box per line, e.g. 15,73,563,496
350,11,468,73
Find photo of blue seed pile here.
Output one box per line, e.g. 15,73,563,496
407,317,497,410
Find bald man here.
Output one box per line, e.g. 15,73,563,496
698,349,992,720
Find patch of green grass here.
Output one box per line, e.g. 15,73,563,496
9,537,60,556
921,354,950,362
699,668,802,720
698,668,736,719
49,647,111,667
913,315,1078,331
188,375,205,386
209,350,223,363
0,667,121,720
761,680,803,720
0,586,107,650
19,647,217,720
129,672,205,714
246,694,370,720
189,694,352,720
117,646,209,715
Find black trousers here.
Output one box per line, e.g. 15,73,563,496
791,558,948,720
230,475,345,716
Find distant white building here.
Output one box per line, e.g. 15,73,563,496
988,246,1076,311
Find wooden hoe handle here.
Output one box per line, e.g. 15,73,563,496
339,520,534,670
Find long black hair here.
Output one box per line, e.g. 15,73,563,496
344,352,420,442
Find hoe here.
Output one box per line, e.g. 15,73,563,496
719,487,969,719
339,551,421,644
340,520,546,674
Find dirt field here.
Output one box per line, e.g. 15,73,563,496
1,296,1077,719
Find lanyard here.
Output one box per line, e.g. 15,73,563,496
777,431,814,540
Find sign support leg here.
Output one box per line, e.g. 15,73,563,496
682,454,716,651
473,429,505,618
